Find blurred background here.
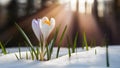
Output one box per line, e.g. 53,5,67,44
0,0,120,47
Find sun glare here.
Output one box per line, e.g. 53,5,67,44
97,0,105,17
79,0,86,13
59,0,70,4
86,0,94,14
79,0,94,14
70,0,77,11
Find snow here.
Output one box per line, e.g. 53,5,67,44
0,46,120,68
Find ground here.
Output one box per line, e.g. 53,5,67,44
0,46,120,68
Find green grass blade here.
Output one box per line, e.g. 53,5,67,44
83,32,89,51
15,23,34,49
26,52,28,60
24,41,29,47
48,39,54,59
36,47,39,60
29,48,34,60
72,32,78,53
56,25,67,58
18,47,22,59
103,34,110,67
15,23,37,58
43,50,47,57
106,43,110,67
67,36,71,58
95,49,97,55
0,42,7,54
46,43,50,60
15,54,19,60
49,25,61,59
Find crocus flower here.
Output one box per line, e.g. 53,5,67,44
32,17,55,42
32,19,41,41
32,17,55,61
40,17,55,41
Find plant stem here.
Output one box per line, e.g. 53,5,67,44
40,40,46,61
95,49,97,55
15,23,37,59
106,44,110,67
83,32,89,51
26,52,28,60
15,54,19,60
19,47,21,59
72,32,78,53
56,25,67,58
0,42,7,54
67,36,71,58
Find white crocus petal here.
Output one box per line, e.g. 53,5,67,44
40,17,48,40
40,17,55,40
50,18,55,31
42,17,49,22
32,19,41,41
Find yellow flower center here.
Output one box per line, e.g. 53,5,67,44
44,20,51,26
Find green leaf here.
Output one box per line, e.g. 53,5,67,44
0,42,7,54
46,43,50,60
18,46,22,59
26,52,28,60
49,25,61,59
67,36,71,58
15,23,37,59
72,32,78,53
83,32,89,51
95,49,97,55
106,42,110,67
29,48,34,60
15,23,34,49
43,50,47,57
15,54,19,60
56,25,67,58
36,47,40,60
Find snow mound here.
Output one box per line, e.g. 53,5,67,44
0,46,120,68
